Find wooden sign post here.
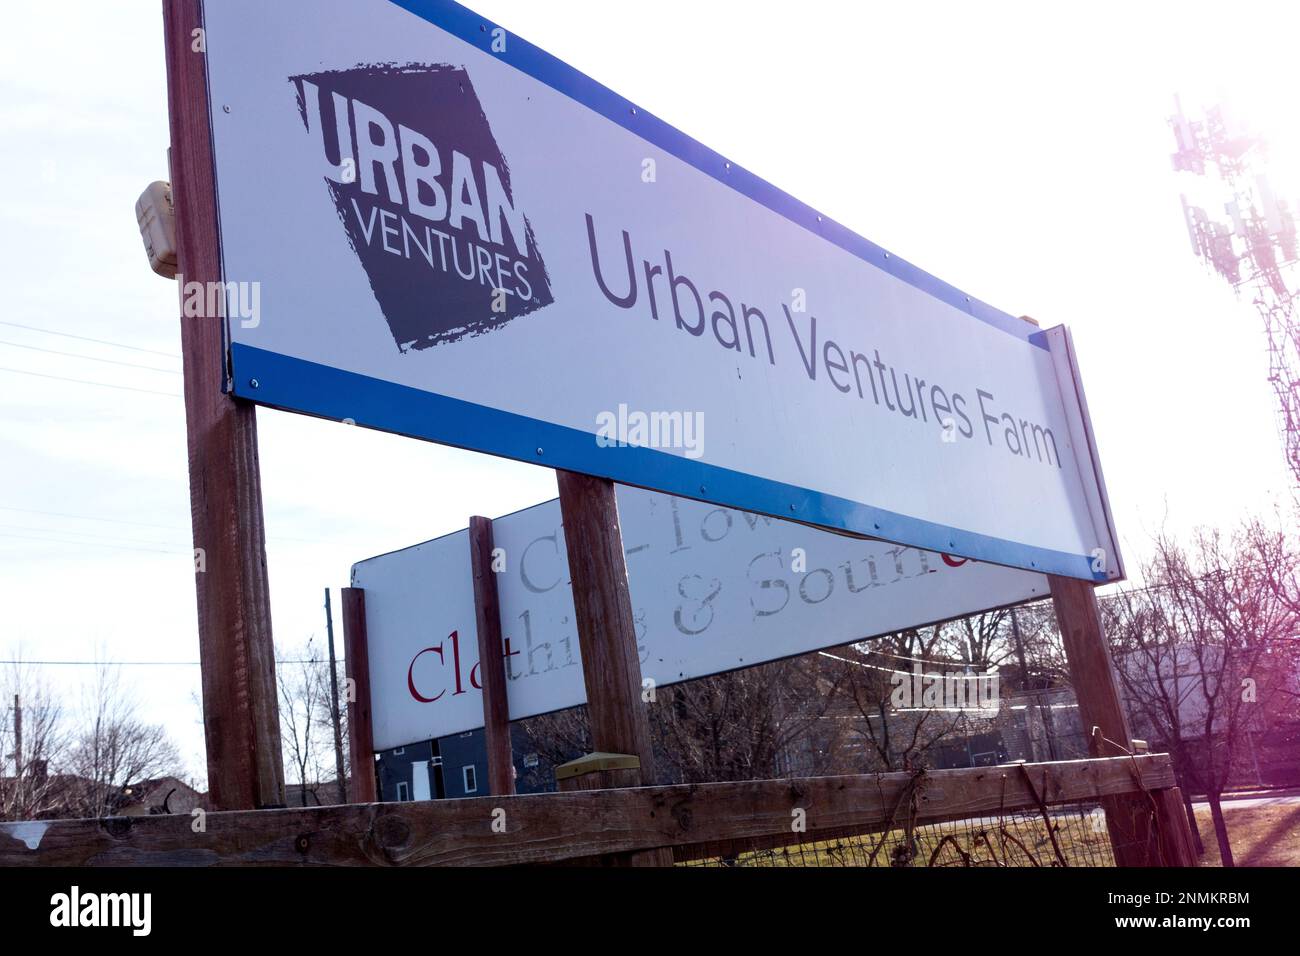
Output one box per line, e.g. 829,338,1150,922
555,471,671,865
163,0,283,812
341,587,378,803
1048,574,1154,866
469,515,516,796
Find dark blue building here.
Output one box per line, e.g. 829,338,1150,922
375,727,548,801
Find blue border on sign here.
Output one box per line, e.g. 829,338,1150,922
387,0,1044,349
233,344,1101,580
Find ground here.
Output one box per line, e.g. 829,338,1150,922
1193,800,1300,867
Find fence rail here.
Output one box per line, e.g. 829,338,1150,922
0,755,1193,867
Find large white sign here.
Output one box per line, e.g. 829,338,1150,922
204,0,1122,581
351,487,1049,750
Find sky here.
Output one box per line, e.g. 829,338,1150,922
0,0,1296,787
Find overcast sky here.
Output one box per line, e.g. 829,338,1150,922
0,0,1295,786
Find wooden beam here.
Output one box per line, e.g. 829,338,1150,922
555,472,655,779
341,588,377,804
1049,573,1154,866
163,0,283,811
0,756,1175,867
469,516,515,796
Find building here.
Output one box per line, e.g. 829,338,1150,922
115,776,207,816
375,727,548,802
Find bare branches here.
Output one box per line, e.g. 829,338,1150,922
276,637,343,806
1107,519,1300,865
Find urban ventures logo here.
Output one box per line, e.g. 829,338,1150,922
292,65,553,352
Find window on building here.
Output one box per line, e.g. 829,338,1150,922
395,781,409,801
462,765,477,794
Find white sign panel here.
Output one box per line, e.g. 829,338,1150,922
203,0,1121,581
352,487,1048,750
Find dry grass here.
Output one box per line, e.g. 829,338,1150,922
1193,801,1300,867
680,807,1116,867
679,799,1300,867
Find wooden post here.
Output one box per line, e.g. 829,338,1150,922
341,587,377,803
1049,573,1152,866
556,472,656,776
1049,575,1133,749
556,471,669,865
469,516,515,796
1152,786,1199,866
163,0,283,811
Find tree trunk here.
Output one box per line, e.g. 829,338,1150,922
1181,784,1205,856
1207,791,1234,867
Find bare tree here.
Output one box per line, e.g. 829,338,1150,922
649,654,847,783
829,614,1014,772
1108,520,1300,866
515,653,850,787
64,665,182,818
0,660,68,821
277,638,340,806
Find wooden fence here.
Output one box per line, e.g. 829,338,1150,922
0,754,1196,867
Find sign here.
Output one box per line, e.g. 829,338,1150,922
203,0,1122,580
351,487,1049,750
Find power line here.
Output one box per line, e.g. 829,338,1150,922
819,650,994,679
0,340,179,374
0,506,325,546
0,506,180,532
0,532,182,556
0,523,187,549
0,320,179,358
0,366,180,398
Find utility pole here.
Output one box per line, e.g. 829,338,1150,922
324,589,348,805
12,694,22,780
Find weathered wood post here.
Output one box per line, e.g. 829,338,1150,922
555,470,671,865
470,515,516,796
163,0,283,811
341,587,378,803
1048,574,1154,866
1151,786,1200,866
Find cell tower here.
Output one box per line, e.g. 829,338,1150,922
1170,95,1300,486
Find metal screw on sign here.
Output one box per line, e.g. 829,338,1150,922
249,379,259,389
222,104,230,113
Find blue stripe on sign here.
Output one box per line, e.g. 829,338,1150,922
387,0,1047,350
232,344,1101,580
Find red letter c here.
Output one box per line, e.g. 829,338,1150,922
407,645,446,703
